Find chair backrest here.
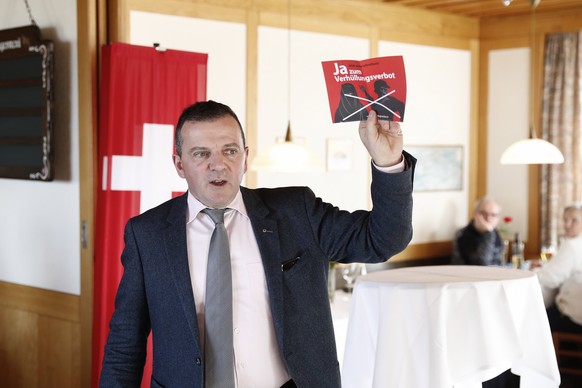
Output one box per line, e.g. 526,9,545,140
552,331,582,376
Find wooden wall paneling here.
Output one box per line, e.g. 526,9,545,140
38,316,81,387
526,29,545,258
126,0,479,41
383,31,475,50
0,282,79,322
245,8,260,189
476,30,489,208
0,307,38,388
127,0,249,25
109,0,131,42
468,37,480,212
284,0,477,39
480,9,582,41
78,0,104,384
390,241,453,261
368,0,582,19
0,281,80,387
259,11,371,38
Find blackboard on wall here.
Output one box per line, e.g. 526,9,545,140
0,25,54,181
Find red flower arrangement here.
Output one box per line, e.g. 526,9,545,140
499,216,513,240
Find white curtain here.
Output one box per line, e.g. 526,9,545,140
540,31,582,247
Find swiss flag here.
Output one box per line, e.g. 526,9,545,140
93,42,207,387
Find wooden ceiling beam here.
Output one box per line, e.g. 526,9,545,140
374,0,582,18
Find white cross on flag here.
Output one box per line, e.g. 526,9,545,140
93,42,207,387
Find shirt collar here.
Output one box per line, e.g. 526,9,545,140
186,190,248,224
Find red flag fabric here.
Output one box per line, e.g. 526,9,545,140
93,42,207,388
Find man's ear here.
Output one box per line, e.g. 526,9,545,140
243,146,249,173
173,154,185,178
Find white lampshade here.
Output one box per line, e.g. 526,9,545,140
249,123,324,172
249,140,324,172
500,138,564,164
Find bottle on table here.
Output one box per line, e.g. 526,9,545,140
501,239,510,267
511,232,525,269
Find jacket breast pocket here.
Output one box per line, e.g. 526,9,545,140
281,251,324,285
281,256,301,272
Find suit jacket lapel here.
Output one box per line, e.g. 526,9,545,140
163,193,202,348
241,188,285,345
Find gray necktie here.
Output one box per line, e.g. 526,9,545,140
203,208,235,388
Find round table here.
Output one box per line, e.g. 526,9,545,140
341,265,560,388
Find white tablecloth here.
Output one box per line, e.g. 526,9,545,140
331,290,353,369
341,265,560,388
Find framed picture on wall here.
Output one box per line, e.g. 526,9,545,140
0,25,55,181
406,145,463,191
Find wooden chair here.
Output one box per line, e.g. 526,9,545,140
552,331,582,376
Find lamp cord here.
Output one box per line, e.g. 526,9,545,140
529,0,540,138
287,0,292,138
22,0,37,26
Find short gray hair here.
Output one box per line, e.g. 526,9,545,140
473,195,500,213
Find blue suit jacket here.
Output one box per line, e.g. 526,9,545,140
100,154,415,388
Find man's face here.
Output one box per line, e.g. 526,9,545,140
476,200,501,228
563,208,582,238
173,115,248,209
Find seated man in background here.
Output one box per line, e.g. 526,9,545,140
534,204,582,333
451,196,503,266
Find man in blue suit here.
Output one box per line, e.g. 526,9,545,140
100,100,415,387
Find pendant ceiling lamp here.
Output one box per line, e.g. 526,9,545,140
249,0,323,173
499,0,564,165
249,122,324,172
500,127,564,164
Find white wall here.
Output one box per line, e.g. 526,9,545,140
0,0,80,294
487,48,530,241
379,42,472,243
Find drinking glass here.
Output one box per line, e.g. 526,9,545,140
540,244,555,262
